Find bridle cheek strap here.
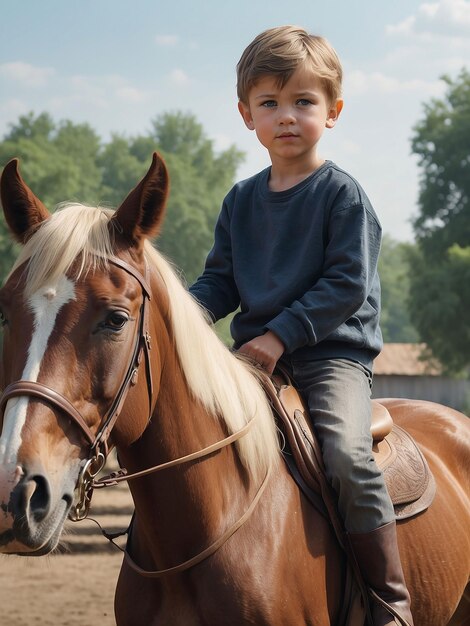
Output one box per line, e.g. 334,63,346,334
92,257,153,456
0,256,153,459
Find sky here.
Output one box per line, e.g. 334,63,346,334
1,0,469,242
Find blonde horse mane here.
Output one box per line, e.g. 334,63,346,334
8,203,116,297
10,203,280,480
144,243,280,480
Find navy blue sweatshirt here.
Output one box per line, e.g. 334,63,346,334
189,161,383,371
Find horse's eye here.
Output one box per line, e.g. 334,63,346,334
0,310,7,327
105,311,129,331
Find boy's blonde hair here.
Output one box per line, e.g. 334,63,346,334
236,25,342,105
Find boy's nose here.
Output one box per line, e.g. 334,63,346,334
278,107,296,124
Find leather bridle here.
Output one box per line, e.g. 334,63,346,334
0,256,154,520
0,255,265,573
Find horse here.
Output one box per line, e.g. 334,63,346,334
0,153,468,626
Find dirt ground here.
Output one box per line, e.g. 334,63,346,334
0,553,122,626
0,466,133,626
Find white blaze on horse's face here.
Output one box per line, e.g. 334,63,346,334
0,275,75,467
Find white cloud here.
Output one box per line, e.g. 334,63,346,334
30,73,152,125
382,0,470,87
0,99,29,135
115,86,147,103
345,70,443,97
169,68,190,86
0,62,55,87
387,0,470,39
155,34,179,46
67,74,148,104
387,16,416,36
66,75,110,109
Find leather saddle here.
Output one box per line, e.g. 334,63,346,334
263,372,436,523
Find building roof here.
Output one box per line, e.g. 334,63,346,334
374,343,442,376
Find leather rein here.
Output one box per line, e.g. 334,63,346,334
0,255,266,576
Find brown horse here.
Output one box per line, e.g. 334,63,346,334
0,154,468,625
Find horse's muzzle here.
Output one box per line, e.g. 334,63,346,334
1,469,73,554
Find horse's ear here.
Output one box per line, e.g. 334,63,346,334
112,152,169,244
0,159,50,243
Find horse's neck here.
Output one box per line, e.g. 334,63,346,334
118,354,249,570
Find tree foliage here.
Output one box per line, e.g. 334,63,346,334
411,70,470,253
378,235,418,343
409,69,470,373
0,111,244,284
151,112,244,281
0,113,102,206
407,244,470,373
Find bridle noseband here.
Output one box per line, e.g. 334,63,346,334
0,256,153,520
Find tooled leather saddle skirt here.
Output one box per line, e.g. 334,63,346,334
263,373,436,521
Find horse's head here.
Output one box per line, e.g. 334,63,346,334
0,153,168,554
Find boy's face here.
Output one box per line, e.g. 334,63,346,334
238,66,343,166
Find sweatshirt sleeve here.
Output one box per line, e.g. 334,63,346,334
266,203,381,353
189,200,240,322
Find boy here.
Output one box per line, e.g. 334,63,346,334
189,26,413,626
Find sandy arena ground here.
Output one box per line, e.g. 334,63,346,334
0,467,133,626
0,553,122,626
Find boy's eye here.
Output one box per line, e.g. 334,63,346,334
261,100,277,108
297,98,313,106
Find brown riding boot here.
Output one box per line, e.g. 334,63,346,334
348,521,414,626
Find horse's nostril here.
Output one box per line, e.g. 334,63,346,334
11,474,51,523
28,474,51,521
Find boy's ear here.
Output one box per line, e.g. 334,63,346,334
238,101,255,130
326,98,344,129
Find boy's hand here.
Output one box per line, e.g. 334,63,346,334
238,331,285,375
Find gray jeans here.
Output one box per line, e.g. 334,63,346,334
280,357,395,533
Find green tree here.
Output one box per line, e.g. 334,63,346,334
149,112,244,283
408,69,470,373
97,113,244,283
378,235,418,343
0,113,102,206
407,244,470,373
0,113,102,280
0,111,243,287
98,134,149,206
